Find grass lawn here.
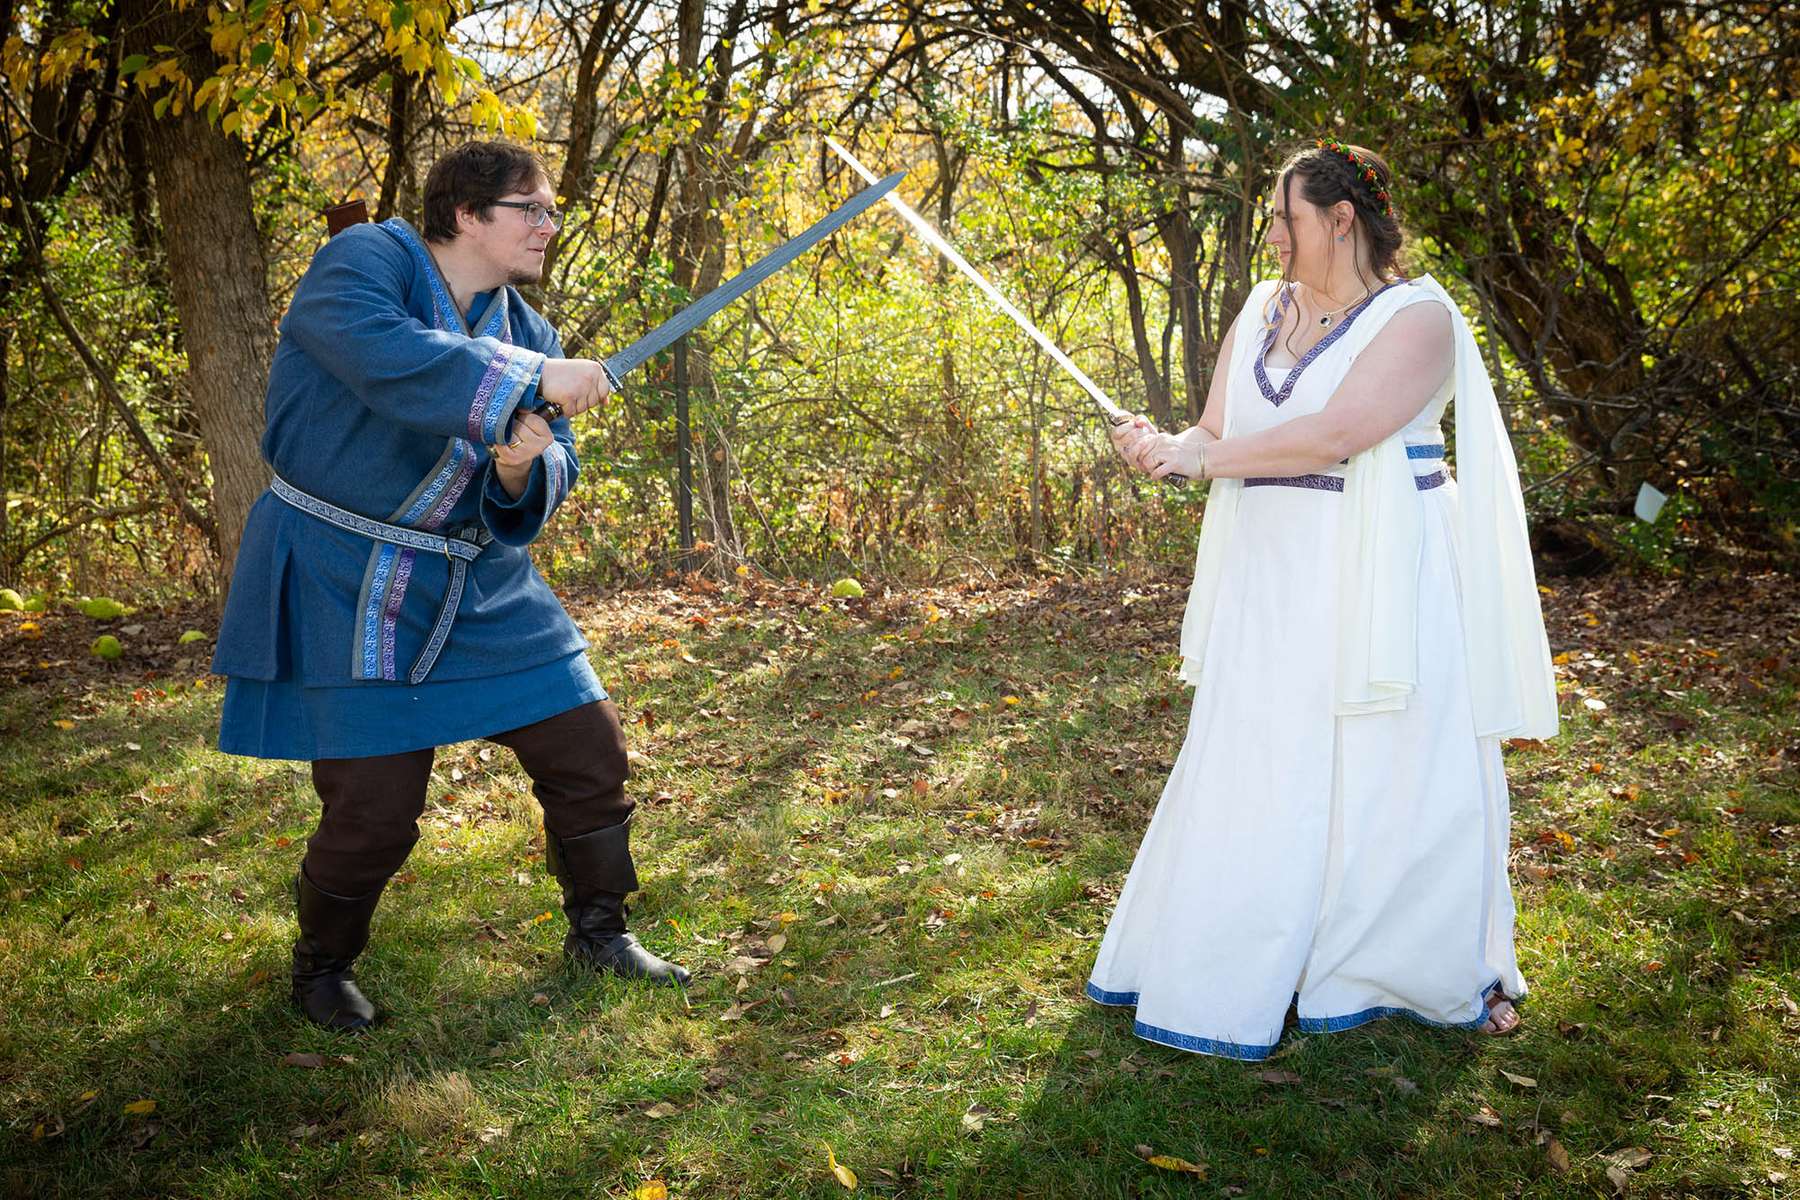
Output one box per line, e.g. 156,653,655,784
1,569,1796,1198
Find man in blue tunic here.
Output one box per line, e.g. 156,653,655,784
213,141,688,1032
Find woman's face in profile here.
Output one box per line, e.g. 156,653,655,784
1264,177,1336,281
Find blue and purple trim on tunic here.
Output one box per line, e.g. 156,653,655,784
350,222,547,681
1083,978,1502,1060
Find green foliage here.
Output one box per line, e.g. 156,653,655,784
3,0,1793,595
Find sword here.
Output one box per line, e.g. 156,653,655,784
538,168,906,418
823,137,1186,486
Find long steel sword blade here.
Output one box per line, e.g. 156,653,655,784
823,138,1185,485
598,169,906,389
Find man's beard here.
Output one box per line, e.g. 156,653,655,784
507,265,542,288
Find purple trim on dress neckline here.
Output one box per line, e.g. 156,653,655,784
1255,281,1405,407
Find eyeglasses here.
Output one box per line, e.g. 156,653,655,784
491,200,561,230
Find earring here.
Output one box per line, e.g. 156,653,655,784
1336,234,1346,242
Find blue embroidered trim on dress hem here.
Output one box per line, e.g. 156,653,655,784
1085,978,1505,1057
1085,982,1140,1006
1083,983,1276,1060
1406,443,1445,459
1297,978,1504,1033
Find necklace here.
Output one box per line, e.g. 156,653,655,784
1308,284,1373,328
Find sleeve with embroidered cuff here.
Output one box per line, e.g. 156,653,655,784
480,433,577,545
282,225,546,445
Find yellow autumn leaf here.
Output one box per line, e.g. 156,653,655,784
1001,695,1020,706
53,719,75,729
1148,1154,1207,1175
825,1144,857,1189
122,1099,156,1115
633,1183,668,1200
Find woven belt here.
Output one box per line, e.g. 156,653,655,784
269,475,492,685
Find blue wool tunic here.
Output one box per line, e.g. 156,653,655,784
214,218,603,760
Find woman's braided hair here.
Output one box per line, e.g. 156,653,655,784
1275,138,1408,283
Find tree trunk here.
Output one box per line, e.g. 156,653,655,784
0,321,10,586
375,67,414,223
127,1,275,582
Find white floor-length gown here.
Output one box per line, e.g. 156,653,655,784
1086,279,1530,1060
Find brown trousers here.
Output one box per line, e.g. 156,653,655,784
303,700,632,897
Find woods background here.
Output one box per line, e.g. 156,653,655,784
2,0,1796,599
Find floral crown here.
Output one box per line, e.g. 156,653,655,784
1315,137,1393,219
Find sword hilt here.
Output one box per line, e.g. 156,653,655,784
1108,413,1188,488
533,361,620,424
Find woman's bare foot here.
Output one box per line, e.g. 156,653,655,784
1480,992,1521,1036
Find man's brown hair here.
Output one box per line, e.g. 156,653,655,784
421,141,548,242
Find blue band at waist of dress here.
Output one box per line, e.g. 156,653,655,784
1244,470,1448,493
1330,444,1445,466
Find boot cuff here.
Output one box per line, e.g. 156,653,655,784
546,815,640,896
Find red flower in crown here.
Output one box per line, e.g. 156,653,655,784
1315,135,1394,218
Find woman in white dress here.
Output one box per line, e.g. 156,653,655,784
1092,139,1559,1060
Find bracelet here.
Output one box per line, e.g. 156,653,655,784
1195,440,1209,480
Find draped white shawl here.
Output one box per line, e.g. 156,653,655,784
1176,275,1559,741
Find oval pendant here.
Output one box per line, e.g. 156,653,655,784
1319,315,1331,328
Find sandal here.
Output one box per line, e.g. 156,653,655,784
1480,991,1522,1036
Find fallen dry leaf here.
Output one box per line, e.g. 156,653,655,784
766,932,788,955
632,1183,669,1200
826,1144,858,1189
1500,1069,1538,1088
1547,1137,1571,1173
1609,1147,1652,1170
1254,1070,1302,1085
122,1099,156,1116
280,1052,324,1069
644,1101,679,1120
1147,1154,1207,1176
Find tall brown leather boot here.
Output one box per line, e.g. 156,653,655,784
545,816,689,987
291,868,383,1031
